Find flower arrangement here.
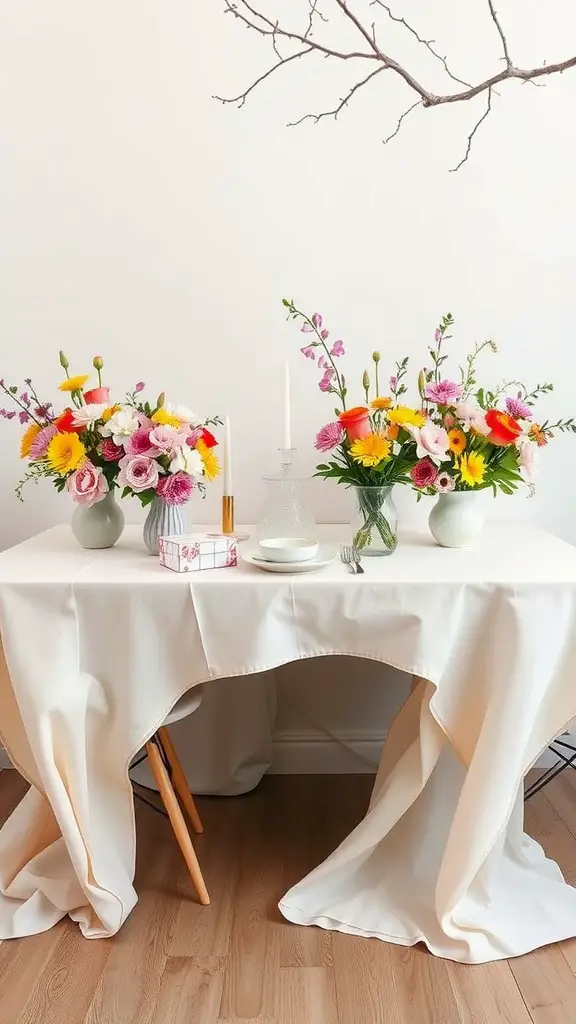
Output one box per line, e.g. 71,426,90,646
1,353,221,508
283,298,421,552
407,314,576,497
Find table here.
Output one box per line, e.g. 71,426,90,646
1,522,576,962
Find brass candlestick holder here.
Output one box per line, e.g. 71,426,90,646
221,496,249,541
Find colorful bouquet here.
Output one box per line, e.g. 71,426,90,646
407,314,576,496
1,353,221,507
284,298,420,552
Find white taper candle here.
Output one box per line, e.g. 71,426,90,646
223,415,232,496
283,360,291,450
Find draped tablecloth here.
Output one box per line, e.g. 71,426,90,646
1,523,576,962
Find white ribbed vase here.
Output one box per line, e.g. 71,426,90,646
143,497,188,555
428,491,485,548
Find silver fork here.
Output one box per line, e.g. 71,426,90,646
340,545,358,574
351,547,364,574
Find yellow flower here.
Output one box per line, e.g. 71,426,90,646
459,451,486,488
350,433,391,468
20,422,42,459
151,408,182,428
371,396,393,411
101,404,121,422
387,406,426,428
46,432,86,475
448,428,466,455
196,439,220,481
58,375,89,393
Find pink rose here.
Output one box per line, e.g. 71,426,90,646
67,462,109,507
118,455,159,493
125,426,157,457
149,424,190,455
84,386,111,405
406,422,450,465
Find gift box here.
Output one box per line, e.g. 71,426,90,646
159,533,238,573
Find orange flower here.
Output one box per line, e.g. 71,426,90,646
386,423,399,442
338,406,371,441
485,409,522,446
529,423,548,447
54,408,84,434
447,428,466,455
20,422,41,458
371,396,393,411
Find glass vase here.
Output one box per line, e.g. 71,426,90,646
143,497,189,555
351,485,397,556
257,475,316,542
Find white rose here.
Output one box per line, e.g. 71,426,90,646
169,446,204,477
101,407,140,446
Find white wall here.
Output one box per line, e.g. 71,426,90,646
1,1,575,759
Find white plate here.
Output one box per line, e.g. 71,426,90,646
242,544,338,574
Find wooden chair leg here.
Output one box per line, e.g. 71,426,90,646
157,726,204,834
145,739,210,906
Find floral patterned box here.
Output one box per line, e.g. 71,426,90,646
158,533,238,573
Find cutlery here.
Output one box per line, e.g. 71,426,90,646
340,545,358,574
351,547,364,574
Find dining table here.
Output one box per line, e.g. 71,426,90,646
1,520,576,963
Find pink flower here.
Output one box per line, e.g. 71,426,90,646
506,396,532,420
434,328,442,343
19,411,30,424
320,329,329,340
406,422,450,465
186,426,203,447
84,387,111,405
301,323,314,333
318,356,326,370
318,368,335,393
125,426,157,457
330,340,345,357
435,471,456,493
148,424,190,455
443,412,456,429
312,313,323,329
455,402,490,436
389,376,397,391
301,346,316,360
516,438,538,483
157,470,195,505
424,379,463,405
100,438,124,461
29,423,59,458
410,458,439,489
67,462,109,507
118,455,159,493
315,422,345,452
135,382,145,393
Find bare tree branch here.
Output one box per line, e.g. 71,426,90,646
217,0,576,169
487,0,512,69
450,87,493,172
289,66,387,124
382,99,422,144
370,1,472,89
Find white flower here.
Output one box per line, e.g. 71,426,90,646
516,437,538,483
101,407,140,447
169,446,204,477
405,422,450,465
72,403,109,428
164,402,200,426
454,402,490,436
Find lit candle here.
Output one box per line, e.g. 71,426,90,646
223,415,232,496
283,360,291,450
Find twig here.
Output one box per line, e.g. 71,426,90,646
382,99,421,144
450,87,493,171
370,1,472,89
305,0,328,38
214,47,315,106
487,0,512,68
289,67,387,124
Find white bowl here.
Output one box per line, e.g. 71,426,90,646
257,537,319,563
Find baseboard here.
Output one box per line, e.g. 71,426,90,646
270,729,384,774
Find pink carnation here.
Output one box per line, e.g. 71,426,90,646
125,426,157,457
506,396,532,420
424,379,463,405
315,422,344,452
100,438,124,462
410,458,439,489
157,471,195,505
67,462,109,507
29,423,58,459
118,455,159,493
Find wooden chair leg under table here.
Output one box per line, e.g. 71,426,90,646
145,738,210,906
157,726,204,834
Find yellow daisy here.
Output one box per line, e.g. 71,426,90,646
459,451,486,488
151,408,183,428
58,375,89,393
386,406,426,428
196,439,220,481
448,428,466,455
371,396,393,411
101,404,121,422
350,433,391,468
46,432,86,475
20,422,42,459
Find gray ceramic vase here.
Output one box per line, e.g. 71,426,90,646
71,491,125,549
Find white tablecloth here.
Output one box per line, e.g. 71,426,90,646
1,523,576,962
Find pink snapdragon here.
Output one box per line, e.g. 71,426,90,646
118,455,159,493
157,470,195,505
301,346,316,360
424,379,463,405
67,462,109,507
318,368,335,393
330,340,345,357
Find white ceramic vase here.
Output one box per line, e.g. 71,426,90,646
143,497,188,555
428,492,485,548
71,491,125,549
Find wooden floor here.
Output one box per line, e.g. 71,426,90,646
2,771,576,1024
